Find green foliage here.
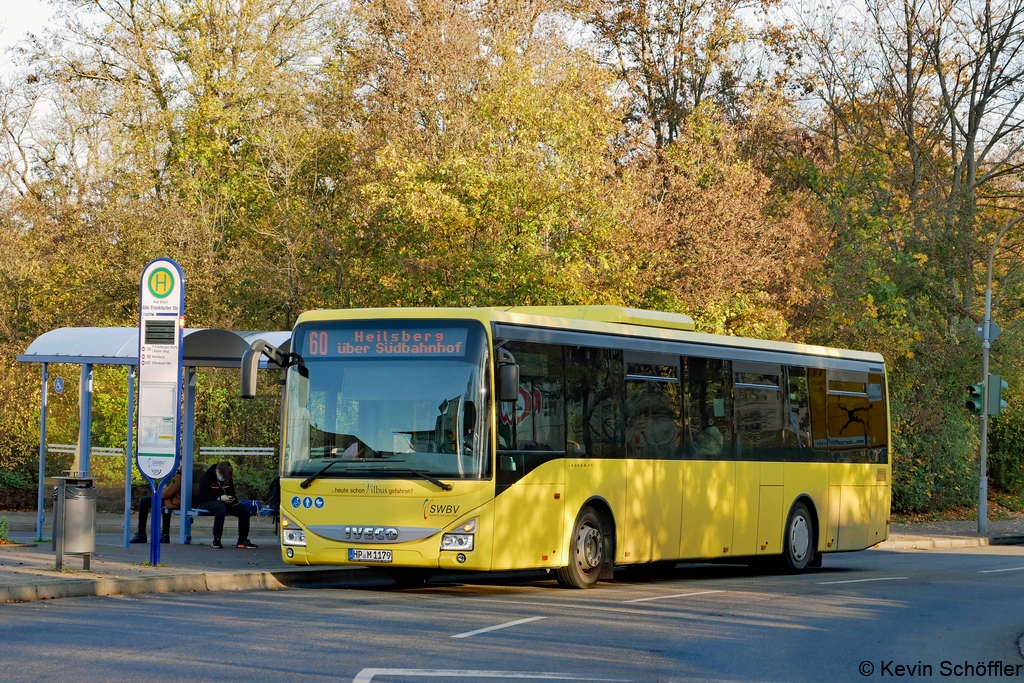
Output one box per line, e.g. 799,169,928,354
2,0,1024,515
0,470,34,491
0,516,10,543
989,397,1024,495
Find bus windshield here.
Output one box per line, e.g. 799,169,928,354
282,320,491,480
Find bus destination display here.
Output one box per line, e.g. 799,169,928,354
305,327,469,358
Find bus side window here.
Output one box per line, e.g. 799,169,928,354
625,357,682,459
734,363,783,461
685,357,733,459
867,373,888,463
826,370,871,462
784,366,813,460
498,342,565,452
566,347,624,458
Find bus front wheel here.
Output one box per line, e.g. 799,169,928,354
556,506,605,589
782,501,815,573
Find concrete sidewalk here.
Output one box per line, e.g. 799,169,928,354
880,517,1024,549
0,511,381,604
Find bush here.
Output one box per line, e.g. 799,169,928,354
989,402,1024,495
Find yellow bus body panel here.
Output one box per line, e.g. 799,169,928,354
279,477,496,571
680,461,737,559
623,459,683,563
491,459,565,570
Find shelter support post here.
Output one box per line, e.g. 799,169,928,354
124,366,136,548
78,363,93,475
36,363,48,541
179,367,197,545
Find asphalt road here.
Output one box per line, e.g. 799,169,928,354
2,546,1023,682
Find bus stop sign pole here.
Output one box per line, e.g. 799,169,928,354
135,258,185,566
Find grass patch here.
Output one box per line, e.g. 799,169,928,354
0,517,10,544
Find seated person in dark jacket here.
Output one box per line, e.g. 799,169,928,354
129,468,180,544
196,461,258,549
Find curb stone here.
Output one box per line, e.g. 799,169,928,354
876,535,1024,550
0,566,385,604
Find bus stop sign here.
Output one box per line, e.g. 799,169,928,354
136,258,185,565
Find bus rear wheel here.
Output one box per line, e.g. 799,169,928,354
782,501,815,573
556,506,605,589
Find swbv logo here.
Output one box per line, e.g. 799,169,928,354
422,498,461,519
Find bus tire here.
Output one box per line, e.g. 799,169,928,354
389,568,433,587
556,506,605,589
782,501,815,573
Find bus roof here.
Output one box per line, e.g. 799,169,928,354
294,306,885,365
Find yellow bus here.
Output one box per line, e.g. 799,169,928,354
241,306,891,588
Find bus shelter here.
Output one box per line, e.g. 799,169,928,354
17,327,290,546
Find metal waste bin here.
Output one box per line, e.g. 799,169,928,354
63,486,97,553
52,474,97,571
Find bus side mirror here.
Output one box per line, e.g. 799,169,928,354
241,348,260,399
498,363,520,402
463,400,476,434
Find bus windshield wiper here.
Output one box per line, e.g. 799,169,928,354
357,467,454,492
300,460,342,489
299,461,453,491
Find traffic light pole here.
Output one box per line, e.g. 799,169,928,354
978,215,1024,535
979,286,991,535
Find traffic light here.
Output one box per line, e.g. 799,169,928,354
966,382,985,415
987,374,1008,416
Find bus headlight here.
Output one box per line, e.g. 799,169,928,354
440,534,474,551
441,517,477,551
281,515,306,547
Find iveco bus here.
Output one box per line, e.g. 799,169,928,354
241,306,891,588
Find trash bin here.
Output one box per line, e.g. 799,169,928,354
51,474,97,570
63,485,97,554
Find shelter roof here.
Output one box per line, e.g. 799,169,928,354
17,327,291,368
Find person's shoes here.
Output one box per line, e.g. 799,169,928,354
237,539,258,549
160,533,170,544
129,533,147,544
211,539,223,549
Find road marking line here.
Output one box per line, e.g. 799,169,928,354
461,596,721,616
353,669,632,682
816,577,909,585
979,566,1024,574
623,589,724,603
451,616,547,638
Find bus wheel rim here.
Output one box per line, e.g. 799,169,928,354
576,522,602,571
790,515,809,561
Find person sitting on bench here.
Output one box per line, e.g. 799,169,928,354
196,461,258,549
129,468,182,544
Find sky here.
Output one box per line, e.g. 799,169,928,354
1,0,56,73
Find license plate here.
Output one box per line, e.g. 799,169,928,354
348,548,392,563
